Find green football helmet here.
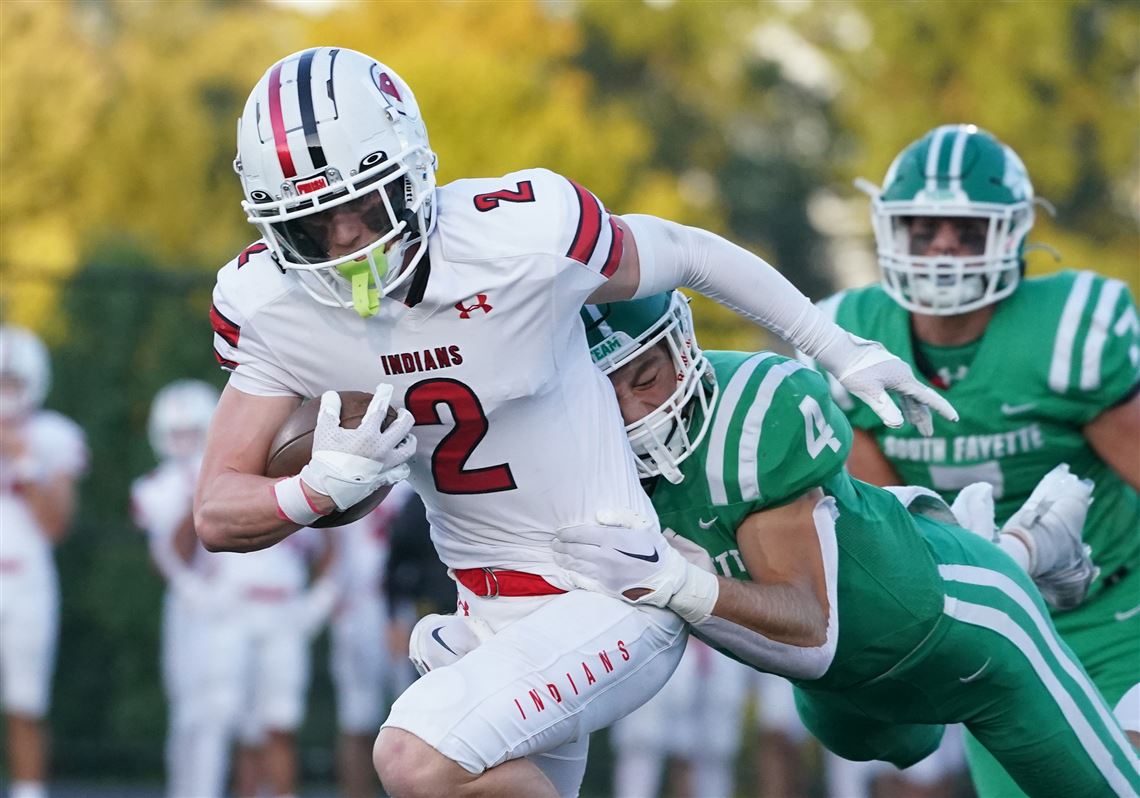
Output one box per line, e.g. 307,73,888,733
865,124,1035,315
580,291,717,484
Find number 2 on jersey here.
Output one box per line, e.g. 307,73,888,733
405,378,517,495
473,180,536,212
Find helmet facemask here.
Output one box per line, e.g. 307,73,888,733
586,292,718,484
873,202,1033,316
243,143,434,317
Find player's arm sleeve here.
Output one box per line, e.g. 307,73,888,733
210,284,302,398
1072,279,1140,419
794,293,882,432
621,213,855,363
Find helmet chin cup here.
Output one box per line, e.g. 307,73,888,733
337,252,387,318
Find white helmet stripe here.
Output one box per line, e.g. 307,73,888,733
948,125,971,193
924,125,951,191
582,304,615,339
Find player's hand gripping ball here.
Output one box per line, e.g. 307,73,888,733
265,389,411,527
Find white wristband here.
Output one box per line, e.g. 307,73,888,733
273,475,327,526
667,564,720,625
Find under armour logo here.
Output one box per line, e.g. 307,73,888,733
455,294,493,319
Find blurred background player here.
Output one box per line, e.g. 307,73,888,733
609,637,750,798
0,325,87,798
819,124,1140,793
751,672,818,798
130,379,221,798
220,526,337,798
133,378,335,798
329,480,415,798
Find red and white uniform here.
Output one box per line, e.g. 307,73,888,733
0,411,85,717
330,481,414,734
132,459,213,798
212,169,686,793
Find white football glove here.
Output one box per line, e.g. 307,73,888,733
299,383,416,511
1002,464,1098,610
552,509,719,624
950,481,998,540
816,332,958,436
408,613,493,676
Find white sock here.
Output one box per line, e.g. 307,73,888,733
11,782,48,798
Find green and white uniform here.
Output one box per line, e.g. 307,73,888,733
817,272,1140,794
649,349,1140,796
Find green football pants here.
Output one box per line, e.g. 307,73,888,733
794,520,1140,797
964,564,1140,797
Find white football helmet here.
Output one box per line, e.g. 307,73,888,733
0,325,50,421
148,380,219,462
234,47,438,316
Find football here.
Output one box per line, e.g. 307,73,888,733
265,390,400,528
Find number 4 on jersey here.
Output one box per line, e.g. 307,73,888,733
800,395,841,459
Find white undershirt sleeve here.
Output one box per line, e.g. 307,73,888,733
623,214,848,361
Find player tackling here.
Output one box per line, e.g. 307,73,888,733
542,291,1138,796
195,46,955,798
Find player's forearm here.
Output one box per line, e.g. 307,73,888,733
690,577,835,680
194,471,303,552
712,575,828,648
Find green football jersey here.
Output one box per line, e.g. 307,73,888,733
818,270,1140,592
650,350,947,689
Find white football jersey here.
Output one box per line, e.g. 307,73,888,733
212,168,653,583
0,410,86,567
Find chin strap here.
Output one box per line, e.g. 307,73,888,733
337,254,386,317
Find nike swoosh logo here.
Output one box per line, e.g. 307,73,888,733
431,626,457,655
615,547,660,563
1001,402,1037,415
1114,604,1140,622
698,517,717,529
959,657,991,683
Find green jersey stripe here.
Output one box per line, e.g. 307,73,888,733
1080,279,1125,391
940,564,1140,783
738,360,806,501
705,352,779,504
1049,271,1095,393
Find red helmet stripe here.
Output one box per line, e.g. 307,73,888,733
268,61,297,178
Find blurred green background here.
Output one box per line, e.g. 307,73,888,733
1,0,1137,791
